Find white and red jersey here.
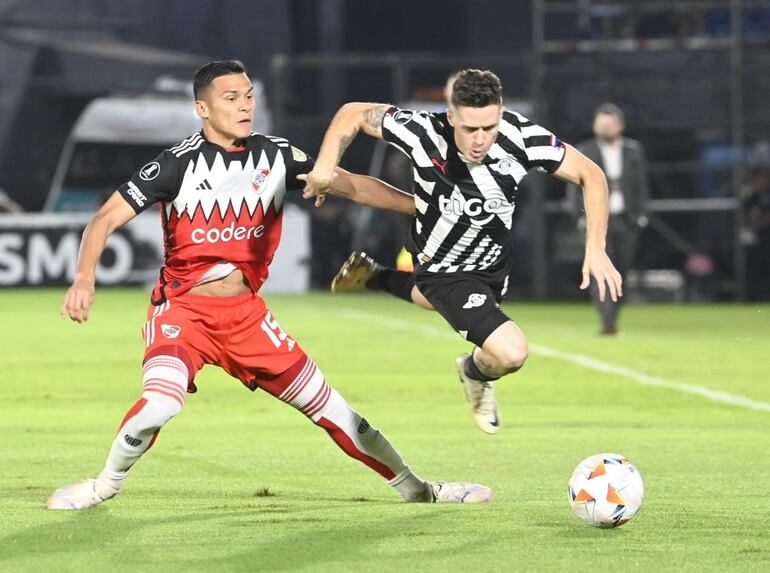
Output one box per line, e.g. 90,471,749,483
118,131,314,305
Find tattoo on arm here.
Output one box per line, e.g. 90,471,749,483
336,133,355,164
362,105,388,136
334,104,388,164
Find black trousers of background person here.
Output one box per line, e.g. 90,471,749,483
309,203,353,289
590,216,639,333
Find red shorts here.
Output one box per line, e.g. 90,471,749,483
141,291,306,393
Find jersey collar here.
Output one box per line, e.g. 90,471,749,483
199,129,248,153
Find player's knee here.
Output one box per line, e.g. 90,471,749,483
138,393,183,429
490,340,528,373
139,354,188,427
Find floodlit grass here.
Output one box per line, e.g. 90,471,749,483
1,289,768,572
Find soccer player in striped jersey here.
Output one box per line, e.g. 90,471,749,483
46,60,492,510
303,69,622,435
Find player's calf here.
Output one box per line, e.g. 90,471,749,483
270,356,491,502
46,354,189,510
97,355,188,483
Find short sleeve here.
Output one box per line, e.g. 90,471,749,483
381,106,435,157
117,150,180,213
284,145,316,191
512,112,567,174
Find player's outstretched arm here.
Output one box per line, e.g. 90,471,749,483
303,102,392,204
61,191,137,323
552,145,623,302
298,169,415,215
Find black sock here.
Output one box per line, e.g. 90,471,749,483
365,269,415,303
464,351,499,382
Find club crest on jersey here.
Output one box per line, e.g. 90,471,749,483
491,157,514,175
140,161,160,181
251,169,271,193
160,324,181,339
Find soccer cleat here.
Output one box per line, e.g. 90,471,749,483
430,481,494,504
331,251,383,293
456,353,501,434
46,478,119,510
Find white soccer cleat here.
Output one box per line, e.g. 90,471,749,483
456,353,501,434
430,481,494,504
46,478,118,510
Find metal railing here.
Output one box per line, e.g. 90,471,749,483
268,16,758,300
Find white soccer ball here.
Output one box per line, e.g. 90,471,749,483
568,453,644,528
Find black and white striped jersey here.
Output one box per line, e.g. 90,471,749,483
381,107,566,274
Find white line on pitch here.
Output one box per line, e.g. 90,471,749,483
332,307,770,414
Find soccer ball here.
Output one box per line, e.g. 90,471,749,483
568,453,644,528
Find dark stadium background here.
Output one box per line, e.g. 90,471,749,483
0,0,767,301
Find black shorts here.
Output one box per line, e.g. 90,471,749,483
415,267,510,348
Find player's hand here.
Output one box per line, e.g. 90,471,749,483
580,247,623,302
60,277,95,323
301,169,334,207
298,172,342,207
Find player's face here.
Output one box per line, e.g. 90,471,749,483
447,104,502,163
593,113,624,142
195,73,254,146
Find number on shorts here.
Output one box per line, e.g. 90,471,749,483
261,311,296,351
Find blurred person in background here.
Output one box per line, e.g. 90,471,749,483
743,167,770,300
443,71,460,104
47,60,493,510
303,69,621,435
567,103,650,335
309,196,354,288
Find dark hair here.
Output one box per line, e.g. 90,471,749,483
193,60,246,100
450,69,503,109
594,102,625,124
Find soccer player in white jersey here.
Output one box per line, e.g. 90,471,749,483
47,60,493,510
303,69,622,435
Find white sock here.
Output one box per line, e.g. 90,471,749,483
389,469,432,502
98,355,188,493
279,358,426,496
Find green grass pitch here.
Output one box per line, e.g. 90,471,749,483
1,289,768,572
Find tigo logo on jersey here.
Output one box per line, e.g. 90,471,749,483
463,293,487,309
438,194,505,225
251,169,271,193
140,162,160,181
160,324,181,339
